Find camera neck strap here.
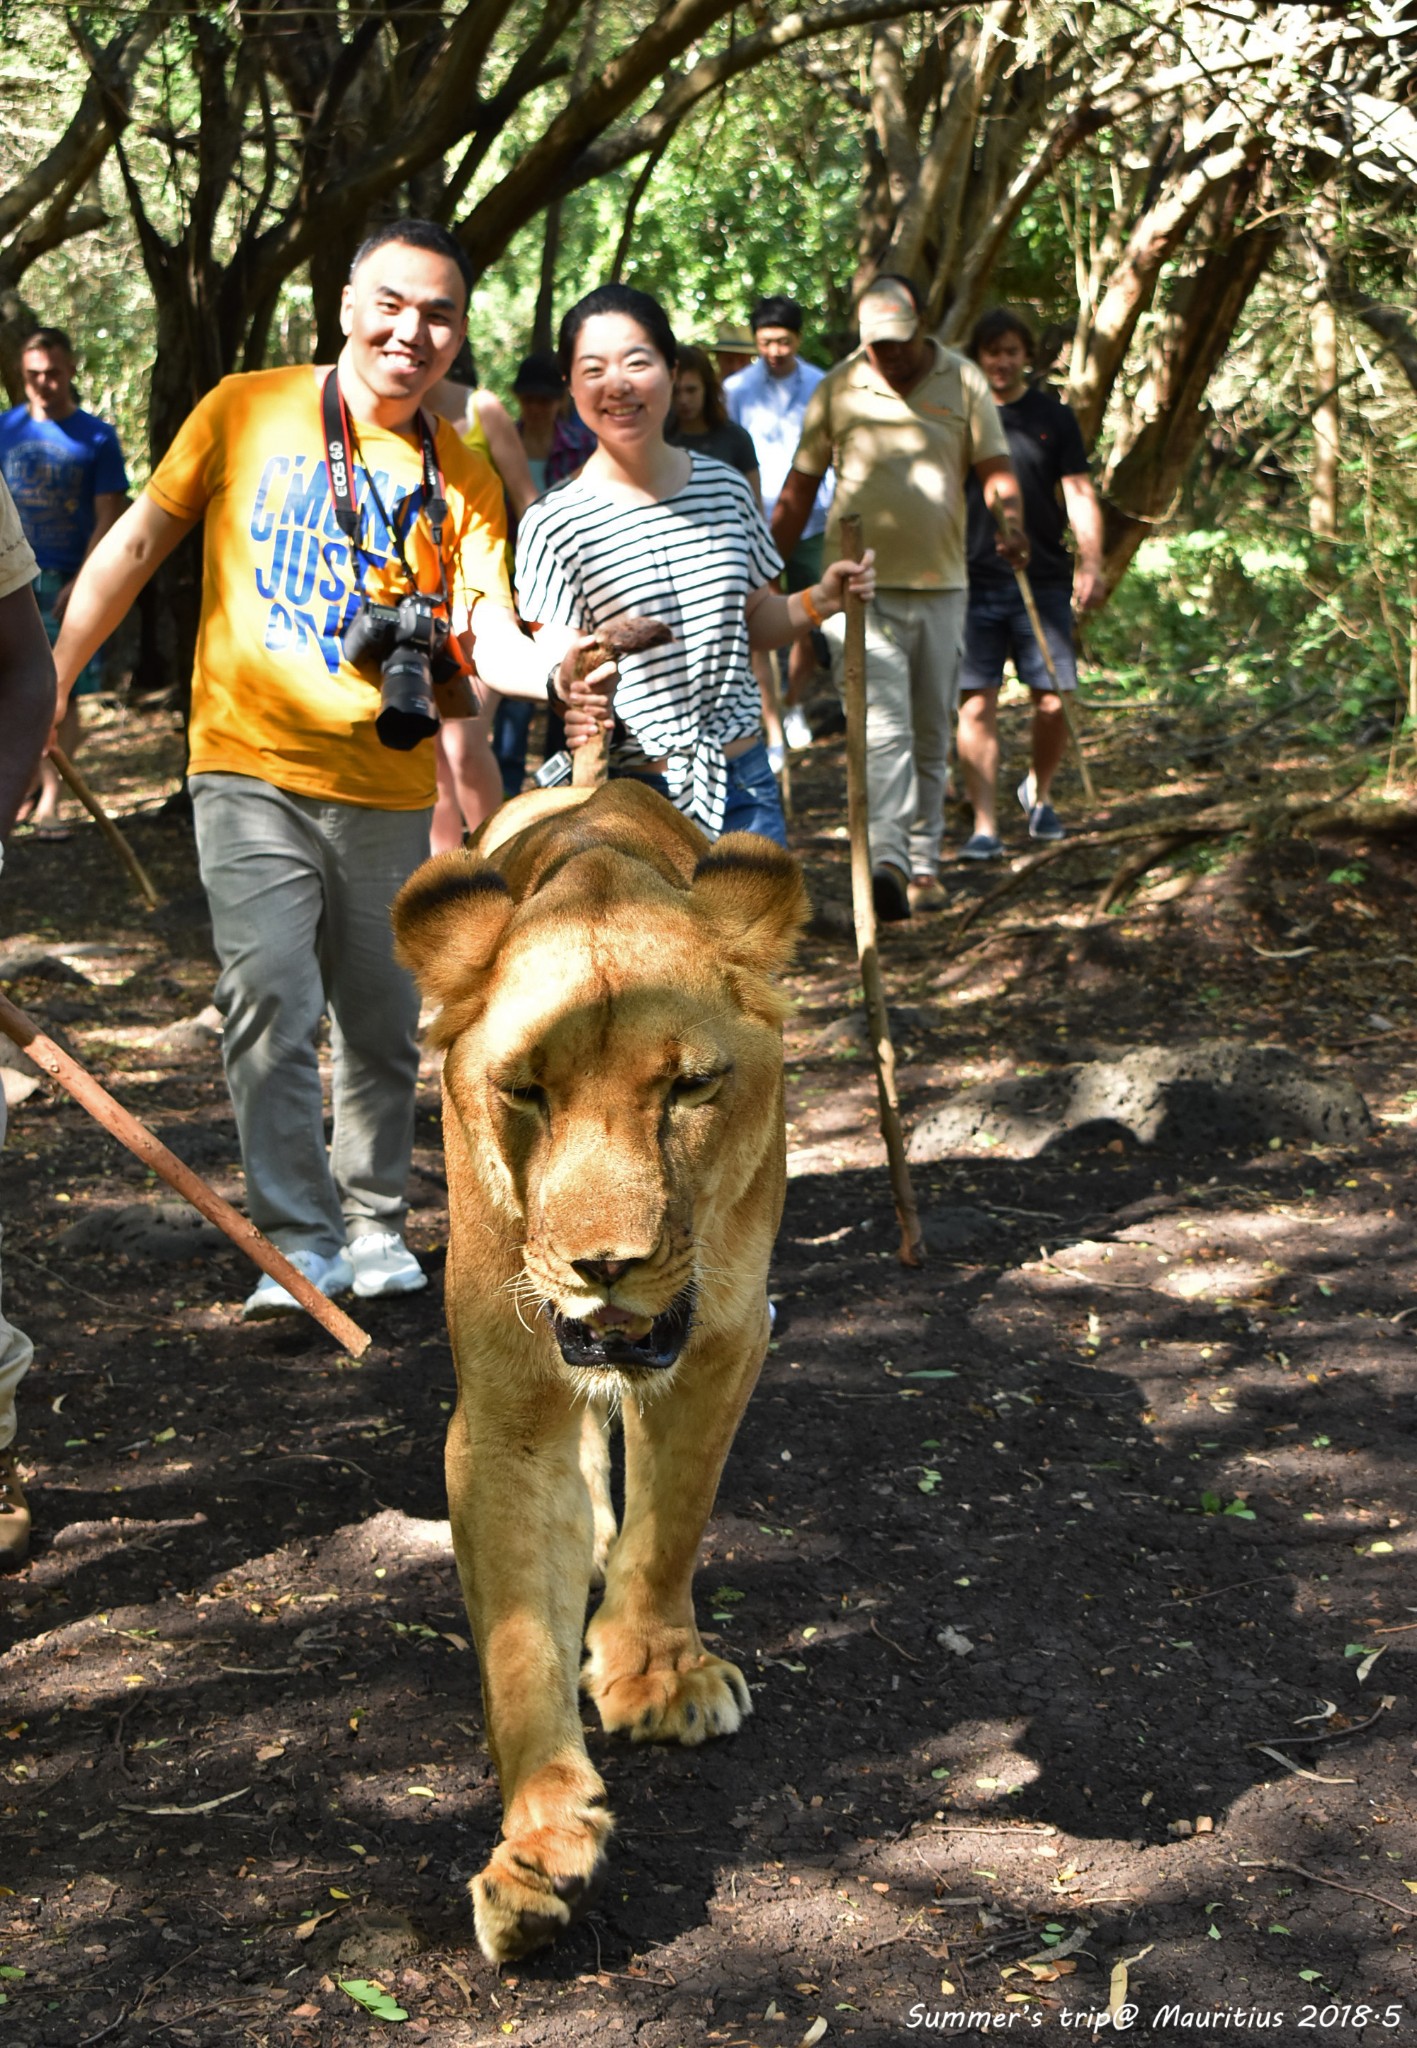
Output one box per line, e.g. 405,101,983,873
321,367,450,605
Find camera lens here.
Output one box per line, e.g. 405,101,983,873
375,645,440,750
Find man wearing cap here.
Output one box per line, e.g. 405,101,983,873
724,295,834,751
772,275,1027,919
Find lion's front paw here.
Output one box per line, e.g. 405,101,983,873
588,1650,752,1745
470,1780,613,1962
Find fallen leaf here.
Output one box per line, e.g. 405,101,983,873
256,1743,286,1762
799,2022,828,2048
1110,1943,1153,2019
295,1909,336,1941
338,1977,408,2022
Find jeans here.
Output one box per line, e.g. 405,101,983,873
720,740,789,845
611,745,787,846
191,773,431,1258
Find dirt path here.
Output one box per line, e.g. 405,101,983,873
1,701,1413,2046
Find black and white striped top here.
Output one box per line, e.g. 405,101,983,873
515,453,782,837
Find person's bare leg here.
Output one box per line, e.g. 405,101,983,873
29,698,80,826
1030,691,1068,803
431,711,503,856
785,632,815,710
956,687,1001,839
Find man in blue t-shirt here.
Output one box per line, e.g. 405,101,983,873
725,294,834,754
0,327,128,829
957,308,1105,856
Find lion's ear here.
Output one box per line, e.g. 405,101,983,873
691,836,808,977
393,855,514,1033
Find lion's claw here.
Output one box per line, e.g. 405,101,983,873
470,1807,612,1962
588,1650,753,1745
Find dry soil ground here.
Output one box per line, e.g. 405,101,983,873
0,696,1414,2048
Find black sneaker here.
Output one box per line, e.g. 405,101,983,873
1017,774,1065,842
871,863,912,922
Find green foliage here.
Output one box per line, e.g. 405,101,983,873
338,1978,409,2022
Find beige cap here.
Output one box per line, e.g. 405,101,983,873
858,277,919,345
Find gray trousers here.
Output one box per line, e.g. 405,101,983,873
191,774,431,1258
0,1091,33,1452
824,587,967,878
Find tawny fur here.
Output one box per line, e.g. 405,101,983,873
392,781,805,1964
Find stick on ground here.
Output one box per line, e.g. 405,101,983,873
0,987,372,1356
839,514,924,1268
49,744,162,909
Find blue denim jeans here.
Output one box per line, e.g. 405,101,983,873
611,744,787,846
720,740,789,846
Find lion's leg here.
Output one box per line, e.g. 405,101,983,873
583,1307,768,1745
578,1397,617,1587
445,1382,612,1962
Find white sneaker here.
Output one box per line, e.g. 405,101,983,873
243,1246,354,1321
767,741,786,774
783,705,813,751
347,1230,428,1299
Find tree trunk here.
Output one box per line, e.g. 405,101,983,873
1307,201,1340,553
1309,290,1340,543
1097,189,1281,590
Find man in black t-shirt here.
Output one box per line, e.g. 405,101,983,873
957,309,1106,856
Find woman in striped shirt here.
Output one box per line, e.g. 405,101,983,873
516,284,873,845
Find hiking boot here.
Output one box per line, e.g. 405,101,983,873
871,863,912,922
243,1245,354,1321
348,1231,428,1300
1017,773,1065,842
0,1449,31,1567
960,831,1005,861
908,873,949,913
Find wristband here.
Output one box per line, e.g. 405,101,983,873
800,585,825,629
546,661,565,708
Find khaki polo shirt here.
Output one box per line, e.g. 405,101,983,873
793,340,1009,589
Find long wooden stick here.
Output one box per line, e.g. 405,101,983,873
988,513,1097,803
49,744,162,909
756,651,794,820
839,515,924,1270
0,988,372,1356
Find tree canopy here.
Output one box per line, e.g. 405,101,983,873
2,0,1415,726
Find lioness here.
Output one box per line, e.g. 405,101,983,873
392,780,806,1963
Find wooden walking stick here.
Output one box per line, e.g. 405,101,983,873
989,509,1097,803
568,618,674,789
48,744,162,909
756,652,794,819
839,515,924,1269
0,988,373,1357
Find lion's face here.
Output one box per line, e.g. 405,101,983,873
394,786,806,1386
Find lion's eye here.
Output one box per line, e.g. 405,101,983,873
671,1071,726,1103
498,1082,546,1113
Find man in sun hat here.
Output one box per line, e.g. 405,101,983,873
771,274,1027,920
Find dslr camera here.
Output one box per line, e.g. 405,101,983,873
342,592,458,751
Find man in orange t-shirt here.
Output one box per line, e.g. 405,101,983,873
53,219,612,1320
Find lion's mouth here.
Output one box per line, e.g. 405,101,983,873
550,1288,694,1373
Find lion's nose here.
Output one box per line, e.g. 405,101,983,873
575,1256,634,1290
